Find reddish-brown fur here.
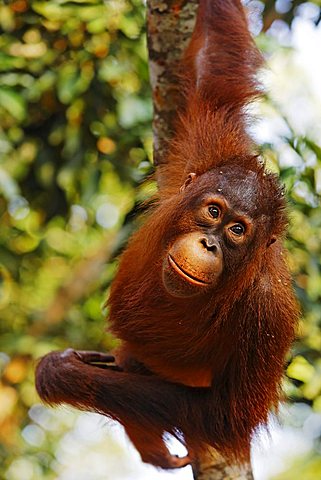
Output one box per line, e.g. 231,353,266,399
36,0,299,469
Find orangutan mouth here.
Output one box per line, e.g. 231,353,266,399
168,255,209,286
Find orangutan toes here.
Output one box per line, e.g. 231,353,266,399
142,452,191,470
72,350,116,364
59,348,121,370
168,454,192,469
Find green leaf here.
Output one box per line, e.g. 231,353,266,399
0,87,26,122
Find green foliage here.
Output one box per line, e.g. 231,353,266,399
0,1,320,479
0,1,153,476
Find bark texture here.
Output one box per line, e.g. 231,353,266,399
193,451,254,480
146,0,198,167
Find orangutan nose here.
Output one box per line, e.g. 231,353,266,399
200,237,218,253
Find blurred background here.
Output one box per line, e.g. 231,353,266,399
0,0,320,479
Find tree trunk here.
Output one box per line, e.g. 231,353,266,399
146,0,198,168
146,1,254,479
192,451,253,480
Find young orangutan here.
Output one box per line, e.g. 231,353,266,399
36,0,299,469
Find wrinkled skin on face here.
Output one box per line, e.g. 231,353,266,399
162,165,280,298
162,231,223,297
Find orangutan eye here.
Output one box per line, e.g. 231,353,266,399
208,206,220,219
230,224,245,236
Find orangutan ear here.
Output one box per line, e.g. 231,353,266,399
267,236,277,247
180,173,197,192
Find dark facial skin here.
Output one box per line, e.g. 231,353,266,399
162,166,269,298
